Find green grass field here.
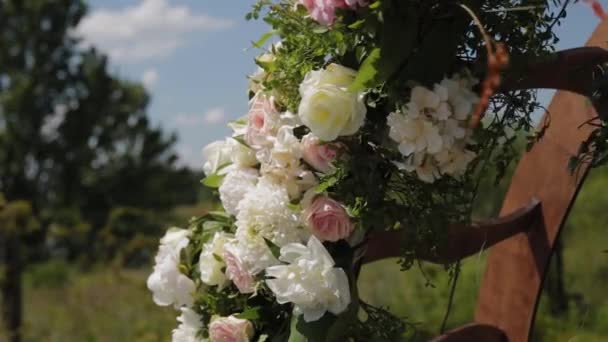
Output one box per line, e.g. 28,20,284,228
2,169,608,341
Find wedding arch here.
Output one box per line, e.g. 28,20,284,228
146,2,608,341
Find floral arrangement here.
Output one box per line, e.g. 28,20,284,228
148,1,572,341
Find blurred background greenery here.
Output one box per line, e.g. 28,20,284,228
0,1,607,341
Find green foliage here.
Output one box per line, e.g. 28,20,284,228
0,0,200,263
25,259,72,289
98,207,166,267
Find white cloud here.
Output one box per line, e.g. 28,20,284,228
172,108,226,127
203,108,226,124
141,69,159,88
77,0,233,63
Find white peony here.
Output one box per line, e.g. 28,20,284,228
226,235,279,276
265,236,351,322
298,64,366,141
219,168,259,216
172,307,203,342
258,126,316,199
198,231,232,288
236,176,308,247
147,228,196,308
202,138,257,176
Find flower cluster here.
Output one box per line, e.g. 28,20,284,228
387,75,479,183
147,0,550,339
149,63,364,341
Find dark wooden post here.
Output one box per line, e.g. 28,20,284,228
1,232,22,342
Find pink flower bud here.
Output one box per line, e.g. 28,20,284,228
223,249,255,294
304,195,354,242
246,95,277,148
209,316,254,342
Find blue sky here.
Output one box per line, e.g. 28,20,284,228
79,0,604,169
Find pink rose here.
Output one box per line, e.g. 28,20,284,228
345,0,369,8
304,195,354,242
223,249,255,294
209,316,254,342
298,0,345,26
299,0,368,25
246,94,277,148
301,134,340,173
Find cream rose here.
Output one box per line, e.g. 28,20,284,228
304,195,354,242
209,316,254,342
298,64,366,141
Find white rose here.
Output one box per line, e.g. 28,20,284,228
202,138,257,176
172,307,203,342
298,64,366,141
202,141,231,176
265,236,351,322
199,232,232,288
147,228,196,308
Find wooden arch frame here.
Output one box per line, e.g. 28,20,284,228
364,20,608,342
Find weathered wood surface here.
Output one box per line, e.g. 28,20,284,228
363,200,541,264
474,20,608,342
431,323,507,342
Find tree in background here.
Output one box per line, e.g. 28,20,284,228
0,1,200,340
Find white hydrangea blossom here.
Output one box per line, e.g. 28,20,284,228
266,236,351,322
198,231,232,288
236,176,308,248
172,307,203,342
387,73,479,182
219,168,259,216
147,228,196,309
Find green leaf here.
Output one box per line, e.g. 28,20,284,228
287,202,302,212
287,313,337,342
253,30,277,48
349,48,381,92
312,26,329,34
201,173,225,188
232,135,251,148
212,253,223,262
237,307,262,321
347,19,365,29
369,0,381,9
263,238,282,260
207,211,233,222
